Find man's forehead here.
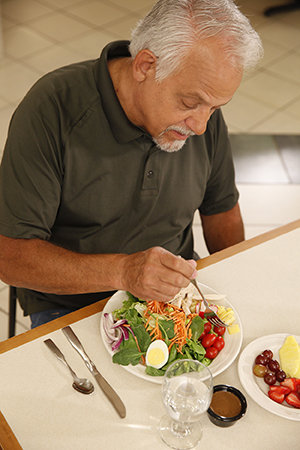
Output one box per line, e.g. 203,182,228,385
174,81,236,108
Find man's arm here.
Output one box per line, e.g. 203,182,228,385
200,202,245,254
0,235,197,303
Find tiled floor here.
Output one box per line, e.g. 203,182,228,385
0,0,300,341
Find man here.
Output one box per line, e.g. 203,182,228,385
0,0,263,327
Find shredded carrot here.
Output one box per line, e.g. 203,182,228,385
131,332,145,364
145,315,152,328
140,299,198,355
146,300,164,314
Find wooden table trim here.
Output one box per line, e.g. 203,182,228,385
0,412,23,450
0,299,109,355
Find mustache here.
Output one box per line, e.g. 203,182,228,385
162,125,195,137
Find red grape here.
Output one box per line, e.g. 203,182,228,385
268,359,280,372
264,372,276,385
255,354,268,366
262,349,273,362
275,369,286,382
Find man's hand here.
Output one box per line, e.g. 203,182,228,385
118,247,197,303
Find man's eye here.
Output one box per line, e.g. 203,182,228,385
182,101,197,109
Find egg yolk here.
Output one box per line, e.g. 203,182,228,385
147,348,165,366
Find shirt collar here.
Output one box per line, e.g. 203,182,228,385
94,40,147,144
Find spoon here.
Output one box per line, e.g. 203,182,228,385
44,338,94,395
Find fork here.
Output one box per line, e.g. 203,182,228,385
190,278,228,328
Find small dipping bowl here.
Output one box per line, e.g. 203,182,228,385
207,384,247,427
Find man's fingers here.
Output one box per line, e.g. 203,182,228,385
187,259,198,279
160,250,197,280
121,247,198,303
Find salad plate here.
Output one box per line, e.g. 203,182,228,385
238,334,300,421
100,283,243,384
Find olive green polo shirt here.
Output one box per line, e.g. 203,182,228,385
0,41,239,314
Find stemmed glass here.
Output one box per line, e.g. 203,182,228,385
158,359,213,450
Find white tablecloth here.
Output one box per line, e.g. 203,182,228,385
1,227,300,449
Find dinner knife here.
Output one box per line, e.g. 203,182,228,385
62,325,126,419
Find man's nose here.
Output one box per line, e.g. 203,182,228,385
185,108,212,136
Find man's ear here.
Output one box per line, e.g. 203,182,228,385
132,49,157,82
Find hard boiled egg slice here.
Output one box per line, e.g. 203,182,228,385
146,340,169,369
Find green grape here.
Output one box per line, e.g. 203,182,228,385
253,364,268,378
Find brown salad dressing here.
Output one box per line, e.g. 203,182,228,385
210,391,242,418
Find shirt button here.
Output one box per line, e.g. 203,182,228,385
147,170,154,179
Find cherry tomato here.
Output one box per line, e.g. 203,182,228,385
199,312,205,319
213,325,226,336
204,322,212,334
205,347,218,359
198,322,212,340
201,333,217,348
213,336,225,352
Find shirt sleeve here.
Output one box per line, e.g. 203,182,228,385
0,88,64,240
199,109,239,216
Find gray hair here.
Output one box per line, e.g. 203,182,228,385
129,0,263,81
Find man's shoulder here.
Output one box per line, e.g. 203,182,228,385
11,59,102,139
28,59,99,106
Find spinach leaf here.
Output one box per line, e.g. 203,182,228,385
112,347,144,366
118,331,137,350
113,293,138,319
168,344,178,364
131,324,152,353
157,318,175,345
190,316,204,342
186,338,206,357
183,345,193,360
159,352,184,372
145,366,165,377
201,357,212,366
125,307,143,327
126,292,139,302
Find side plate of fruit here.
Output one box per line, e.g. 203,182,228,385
238,334,300,421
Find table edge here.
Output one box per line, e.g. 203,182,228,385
0,299,109,354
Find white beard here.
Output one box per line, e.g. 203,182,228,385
153,126,195,153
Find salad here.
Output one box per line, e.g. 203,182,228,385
102,286,238,377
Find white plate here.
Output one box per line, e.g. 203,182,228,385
238,334,300,421
100,283,243,384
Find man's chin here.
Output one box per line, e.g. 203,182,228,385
153,126,195,152
153,137,187,153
